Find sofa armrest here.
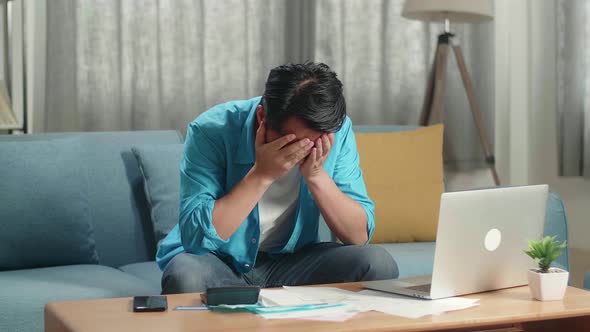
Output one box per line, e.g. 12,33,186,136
544,191,570,271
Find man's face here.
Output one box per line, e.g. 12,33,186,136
256,105,324,145
265,116,324,145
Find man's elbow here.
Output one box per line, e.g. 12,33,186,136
341,232,368,246
354,233,369,245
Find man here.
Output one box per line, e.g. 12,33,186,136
157,62,398,294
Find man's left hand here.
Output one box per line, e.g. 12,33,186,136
300,133,335,181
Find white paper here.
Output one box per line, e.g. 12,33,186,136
258,286,479,321
259,303,360,322
260,287,350,306
282,286,353,303
259,289,307,306
354,290,479,319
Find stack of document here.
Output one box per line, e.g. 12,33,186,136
257,286,479,322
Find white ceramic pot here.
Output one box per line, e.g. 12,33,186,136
527,267,569,301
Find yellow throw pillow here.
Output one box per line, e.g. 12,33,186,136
355,124,444,243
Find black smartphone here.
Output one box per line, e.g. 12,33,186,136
133,295,168,312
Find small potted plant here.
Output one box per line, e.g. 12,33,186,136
524,236,568,301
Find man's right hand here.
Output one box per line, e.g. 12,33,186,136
252,120,314,183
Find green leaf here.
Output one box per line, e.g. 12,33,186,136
546,240,555,255
525,236,567,269
535,246,545,257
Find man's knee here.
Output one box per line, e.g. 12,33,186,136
162,269,208,294
354,245,399,281
161,255,209,294
161,253,243,294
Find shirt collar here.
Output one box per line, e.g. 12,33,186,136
234,97,261,164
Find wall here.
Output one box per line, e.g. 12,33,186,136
25,0,46,133
495,0,590,287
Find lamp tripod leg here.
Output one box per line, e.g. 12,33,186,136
421,36,451,126
430,43,450,124
420,43,439,126
451,40,501,186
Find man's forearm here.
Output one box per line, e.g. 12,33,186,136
211,167,271,240
306,170,369,245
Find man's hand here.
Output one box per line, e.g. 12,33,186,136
252,120,314,183
300,133,335,182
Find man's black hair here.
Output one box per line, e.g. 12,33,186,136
262,62,346,133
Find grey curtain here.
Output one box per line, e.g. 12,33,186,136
557,0,590,177
312,0,494,168
44,0,494,167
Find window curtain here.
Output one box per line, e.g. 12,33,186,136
557,0,590,177
43,0,494,168
312,0,494,168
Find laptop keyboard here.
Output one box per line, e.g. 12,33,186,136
406,284,431,293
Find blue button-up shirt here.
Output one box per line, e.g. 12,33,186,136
156,96,375,273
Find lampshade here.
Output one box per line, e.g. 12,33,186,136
402,0,493,23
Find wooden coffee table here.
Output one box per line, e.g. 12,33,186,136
45,283,590,332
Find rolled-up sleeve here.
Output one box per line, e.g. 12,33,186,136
332,118,376,243
178,123,230,254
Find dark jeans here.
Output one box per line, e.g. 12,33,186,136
161,242,399,294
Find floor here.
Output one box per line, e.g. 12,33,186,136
570,249,590,288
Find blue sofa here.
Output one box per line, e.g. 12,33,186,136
0,128,570,332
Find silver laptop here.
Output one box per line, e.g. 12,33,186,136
363,185,548,300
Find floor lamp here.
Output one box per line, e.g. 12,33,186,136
402,0,500,186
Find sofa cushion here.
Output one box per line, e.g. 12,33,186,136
119,261,163,291
355,125,445,243
375,242,435,279
0,264,159,332
0,131,184,268
132,145,184,244
0,138,98,270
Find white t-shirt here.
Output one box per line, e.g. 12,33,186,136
257,168,300,252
